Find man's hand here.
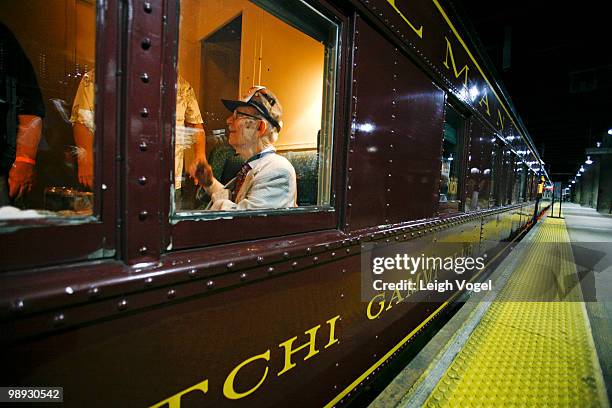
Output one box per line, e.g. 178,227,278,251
73,123,94,190
8,161,35,199
76,147,94,190
189,158,213,187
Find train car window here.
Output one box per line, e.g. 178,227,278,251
488,142,500,207
0,1,97,220
438,105,463,214
465,121,494,211
172,0,338,216
511,158,522,204
518,163,527,201
504,153,513,205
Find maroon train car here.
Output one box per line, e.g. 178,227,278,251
0,0,548,406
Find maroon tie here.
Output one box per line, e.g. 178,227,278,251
232,162,252,201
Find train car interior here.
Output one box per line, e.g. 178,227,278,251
0,0,96,218
174,0,338,213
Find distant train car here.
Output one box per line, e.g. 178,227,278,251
1,0,548,406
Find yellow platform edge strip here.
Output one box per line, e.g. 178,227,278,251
423,217,610,407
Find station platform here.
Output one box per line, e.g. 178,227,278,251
370,203,611,407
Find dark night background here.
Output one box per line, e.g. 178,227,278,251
450,0,612,182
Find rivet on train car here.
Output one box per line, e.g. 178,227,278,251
348,167,352,172
144,277,153,286
141,38,152,50
138,210,148,221
143,1,152,13
266,266,275,275
385,239,390,243
139,246,148,255
53,313,65,326
140,73,150,83
291,261,298,268
118,299,128,310
240,273,247,281
411,233,415,237
386,203,390,207
395,236,400,241
138,176,148,185
283,252,290,259
349,149,354,153
331,252,336,257
324,244,330,250
306,247,312,254
347,185,351,190
388,159,393,163
188,268,197,278
139,141,148,151
226,262,234,271
390,144,394,148
140,108,149,118
335,362,340,367
340,293,344,299
65,286,74,295
206,280,214,289
167,289,176,299
346,248,350,254
101,183,107,190
11,299,24,311
256,256,264,264
312,257,318,263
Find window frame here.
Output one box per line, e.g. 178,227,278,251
0,0,119,271
161,0,350,250
437,102,468,216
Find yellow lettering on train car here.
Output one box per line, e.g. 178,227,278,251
367,293,386,319
443,37,469,87
325,315,341,349
367,289,407,320
478,90,490,116
385,288,405,311
386,0,424,38
278,315,340,376
149,379,209,408
496,109,506,131
224,350,271,400
149,315,341,407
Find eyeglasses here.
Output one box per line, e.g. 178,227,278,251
232,110,263,122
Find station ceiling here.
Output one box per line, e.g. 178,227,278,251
451,0,612,181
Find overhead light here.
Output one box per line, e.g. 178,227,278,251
585,156,593,165
597,142,602,148
608,128,612,135
447,153,454,161
577,173,582,177
571,180,576,184
580,165,585,172
469,86,479,101
357,122,376,133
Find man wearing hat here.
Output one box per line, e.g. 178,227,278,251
192,86,297,211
